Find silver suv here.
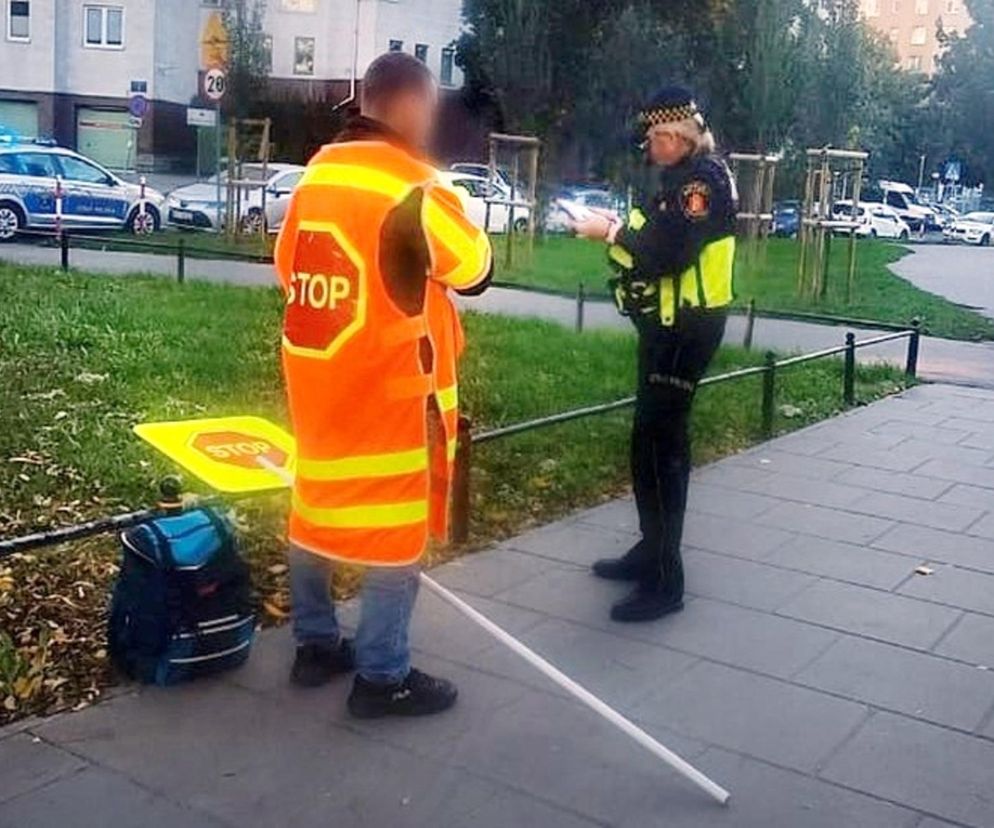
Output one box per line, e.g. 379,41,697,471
0,141,165,241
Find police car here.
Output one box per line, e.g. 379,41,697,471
0,140,165,241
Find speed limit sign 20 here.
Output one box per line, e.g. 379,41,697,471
204,68,227,101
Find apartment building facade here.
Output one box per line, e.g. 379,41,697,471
0,0,465,170
860,0,973,73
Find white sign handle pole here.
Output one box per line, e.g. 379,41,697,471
419,575,730,805
256,457,730,805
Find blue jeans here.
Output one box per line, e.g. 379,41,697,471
288,545,420,685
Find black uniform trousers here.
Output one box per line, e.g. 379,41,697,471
631,309,727,595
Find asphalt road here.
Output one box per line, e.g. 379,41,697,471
4,239,994,387
890,243,994,320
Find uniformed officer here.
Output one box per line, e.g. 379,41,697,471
572,86,737,622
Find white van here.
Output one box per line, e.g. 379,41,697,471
877,180,937,232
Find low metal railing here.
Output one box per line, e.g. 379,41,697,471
7,228,273,281
0,325,919,557
448,325,920,542
4,232,931,342
0,234,921,555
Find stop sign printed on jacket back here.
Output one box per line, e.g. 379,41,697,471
282,220,366,359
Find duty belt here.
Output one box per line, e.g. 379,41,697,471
610,275,662,320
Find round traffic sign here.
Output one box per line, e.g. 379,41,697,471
204,68,227,101
129,94,148,118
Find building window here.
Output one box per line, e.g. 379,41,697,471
888,27,899,42
262,34,272,74
440,47,454,86
389,39,403,52
7,0,29,41
281,0,315,10
910,25,927,44
892,0,900,11
84,5,124,48
945,0,957,11
915,0,928,13
865,0,880,17
908,55,923,70
293,36,314,75
414,43,428,62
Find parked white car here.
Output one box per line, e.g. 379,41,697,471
165,163,304,233
440,171,530,234
833,201,911,240
545,188,622,233
448,162,513,191
943,211,994,246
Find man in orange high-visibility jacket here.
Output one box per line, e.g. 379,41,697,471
274,52,492,719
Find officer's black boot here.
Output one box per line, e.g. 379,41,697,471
610,556,685,622
611,457,688,623
591,539,655,581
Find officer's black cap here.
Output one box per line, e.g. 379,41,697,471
637,85,705,129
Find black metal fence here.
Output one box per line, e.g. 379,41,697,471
448,324,920,543
0,233,922,554
7,229,925,342
9,228,273,284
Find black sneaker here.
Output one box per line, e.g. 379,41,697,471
610,584,683,623
290,639,356,687
347,668,458,719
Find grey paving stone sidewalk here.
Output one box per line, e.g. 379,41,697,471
3,382,994,827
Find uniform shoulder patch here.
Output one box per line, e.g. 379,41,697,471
681,180,711,221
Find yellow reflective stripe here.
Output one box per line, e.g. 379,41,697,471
301,162,491,290
660,279,676,326
609,244,634,270
676,236,736,312
296,448,428,481
300,162,416,202
628,208,647,231
447,437,458,462
292,494,428,529
436,384,458,413
701,236,736,307
425,193,492,288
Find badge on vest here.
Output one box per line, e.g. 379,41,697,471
681,181,711,221
283,221,367,360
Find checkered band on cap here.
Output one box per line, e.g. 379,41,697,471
638,102,699,127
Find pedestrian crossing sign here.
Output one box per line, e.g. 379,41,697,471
134,416,296,494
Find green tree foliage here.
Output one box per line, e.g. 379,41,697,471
222,0,270,119
932,0,994,184
457,0,983,191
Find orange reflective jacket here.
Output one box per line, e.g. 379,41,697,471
274,136,491,566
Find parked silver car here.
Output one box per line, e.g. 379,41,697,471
165,163,304,233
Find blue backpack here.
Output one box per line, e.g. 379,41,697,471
108,507,256,686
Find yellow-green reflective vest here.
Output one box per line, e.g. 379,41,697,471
609,210,735,326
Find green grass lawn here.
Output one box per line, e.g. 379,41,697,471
495,235,994,341
0,262,907,721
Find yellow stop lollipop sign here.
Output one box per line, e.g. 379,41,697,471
134,416,296,494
